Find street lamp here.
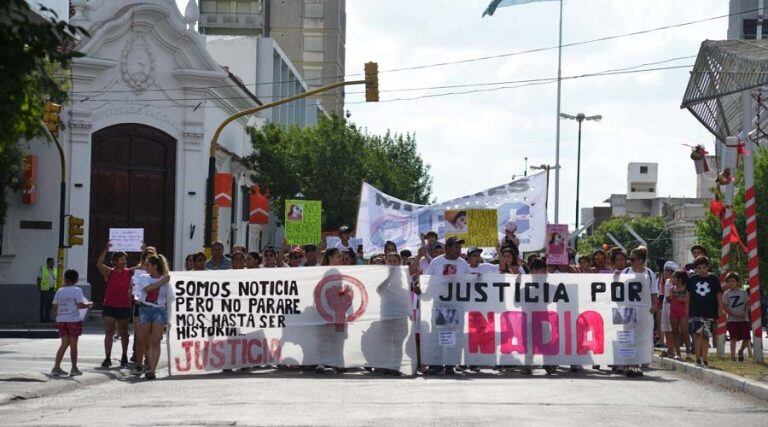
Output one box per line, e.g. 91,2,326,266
559,113,601,234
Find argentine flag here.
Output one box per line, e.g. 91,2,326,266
483,0,559,17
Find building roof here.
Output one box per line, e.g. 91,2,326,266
681,39,768,141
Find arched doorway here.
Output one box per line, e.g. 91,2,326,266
88,124,176,306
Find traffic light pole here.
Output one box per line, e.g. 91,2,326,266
44,124,66,289
204,77,370,254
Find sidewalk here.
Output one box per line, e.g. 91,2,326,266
0,331,162,405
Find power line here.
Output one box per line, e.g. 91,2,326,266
66,7,752,96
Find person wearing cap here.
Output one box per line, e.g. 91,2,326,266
425,238,469,276
659,260,679,355
500,220,520,249
466,247,499,275
335,226,353,252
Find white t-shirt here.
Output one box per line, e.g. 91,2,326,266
468,263,500,275
53,286,86,322
135,274,168,308
425,255,470,276
418,257,431,274
335,241,353,253
132,268,147,300
622,267,659,294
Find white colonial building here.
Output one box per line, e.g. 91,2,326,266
0,0,310,322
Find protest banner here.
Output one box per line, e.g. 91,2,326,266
167,266,416,375
419,273,653,366
445,209,498,247
284,200,321,245
355,172,547,256
108,228,144,252
546,224,569,265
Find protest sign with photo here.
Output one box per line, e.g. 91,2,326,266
167,266,416,375
546,224,569,265
284,200,321,245
445,209,498,247
108,228,144,252
418,273,653,366
355,172,547,256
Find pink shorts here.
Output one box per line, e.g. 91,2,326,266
56,322,83,337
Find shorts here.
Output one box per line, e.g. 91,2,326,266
727,321,751,341
102,305,132,320
691,317,713,338
132,302,140,319
57,321,83,337
139,305,167,325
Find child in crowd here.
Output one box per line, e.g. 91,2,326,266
665,270,690,360
686,256,722,367
723,272,751,361
51,269,93,377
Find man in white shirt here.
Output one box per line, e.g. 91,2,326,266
425,237,470,277
335,226,353,252
466,247,499,275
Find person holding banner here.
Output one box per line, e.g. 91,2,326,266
592,250,611,273
287,248,305,267
231,252,246,270
133,255,171,380
320,247,343,266
246,252,262,268
499,246,525,274
130,247,156,364
192,252,206,271
611,249,629,273
96,243,133,368
620,247,660,377
205,241,232,270
303,245,320,267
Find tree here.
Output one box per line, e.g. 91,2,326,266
578,216,672,266
694,147,768,291
244,115,433,231
0,1,86,224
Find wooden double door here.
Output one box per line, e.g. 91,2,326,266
88,124,176,306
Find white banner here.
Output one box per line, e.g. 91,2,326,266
168,266,416,375
355,173,547,256
419,273,653,366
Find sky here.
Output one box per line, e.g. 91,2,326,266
177,0,730,229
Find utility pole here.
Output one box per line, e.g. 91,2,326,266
204,63,380,254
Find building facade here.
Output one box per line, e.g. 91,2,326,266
199,0,346,117
0,0,262,322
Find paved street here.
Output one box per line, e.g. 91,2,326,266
1,334,767,426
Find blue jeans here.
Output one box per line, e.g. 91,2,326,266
139,305,167,324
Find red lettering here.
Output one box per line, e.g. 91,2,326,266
499,311,526,354
227,339,242,366
532,311,559,355
210,340,226,368
577,311,604,355
468,311,495,354
564,311,572,355
175,341,193,372
247,339,262,364
268,339,282,363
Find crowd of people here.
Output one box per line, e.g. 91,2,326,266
46,223,760,379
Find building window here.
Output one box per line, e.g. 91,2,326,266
631,187,636,192
743,19,768,40
640,166,648,174
304,1,324,18
649,187,654,192
303,34,323,52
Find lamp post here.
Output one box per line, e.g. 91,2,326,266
559,113,601,234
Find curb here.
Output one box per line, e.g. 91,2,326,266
654,355,768,401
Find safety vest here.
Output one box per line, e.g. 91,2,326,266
39,265,57,291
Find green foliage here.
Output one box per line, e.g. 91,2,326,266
694,147,768,290
244,115,433,230
578,216,672,264
0,0,87,224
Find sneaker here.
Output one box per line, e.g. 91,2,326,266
314,364,326,374
70,367,83,377
131,365,145,376
101,358,112,368
544,365,557,375
521,367,533,375
145,372,156,380
444,366,460,376
51,367,67,377
120,355,129,368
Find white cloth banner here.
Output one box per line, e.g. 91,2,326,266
355,173,547,256
168,266,416,375
419,273,653,366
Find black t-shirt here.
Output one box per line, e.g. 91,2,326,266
686,274,722,318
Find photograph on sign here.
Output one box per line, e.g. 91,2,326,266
284,200,321,245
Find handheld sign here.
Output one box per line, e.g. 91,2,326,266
108,228,144,252
284,200,321,245
444,209,498,247
546,224,569,265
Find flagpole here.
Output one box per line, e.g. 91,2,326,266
554,0,564,224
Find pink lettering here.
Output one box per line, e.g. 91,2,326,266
468,311,495,354
499,311,526,354
564,311,572,355
577,311,604,354
532,311,559,355
175,341,193,372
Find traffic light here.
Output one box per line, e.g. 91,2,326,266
67,216,84,246
364,62,379,102
43,101,62,138
211,206,219,243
